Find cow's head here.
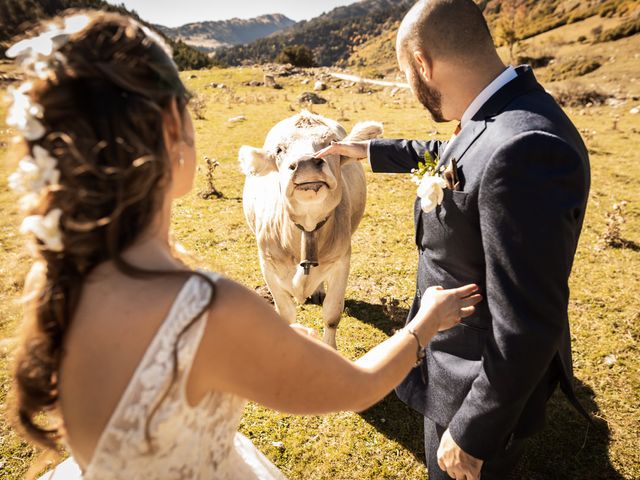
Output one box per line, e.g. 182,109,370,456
239,110,382,213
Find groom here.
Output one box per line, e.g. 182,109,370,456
316,0,591,478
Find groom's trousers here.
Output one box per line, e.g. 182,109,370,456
424,418,527,480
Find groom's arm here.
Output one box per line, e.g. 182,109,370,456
446,132,589,460
368,139,445,173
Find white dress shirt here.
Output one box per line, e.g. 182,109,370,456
366,66,518,164
442,65,517,156
460,65,518,129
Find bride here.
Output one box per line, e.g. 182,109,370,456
7,11,481,480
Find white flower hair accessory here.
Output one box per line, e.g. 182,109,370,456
5,14,90,140
8,145,60,196
20,208,64,252
141,24,174,59
6,14,90,71
6,82,46,141
8,142,63,245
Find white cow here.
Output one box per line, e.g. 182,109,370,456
239,110,383,347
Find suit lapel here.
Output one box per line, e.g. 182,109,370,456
438,66,543,169
415,66,545,248
417,122,487,248
438,119,487,169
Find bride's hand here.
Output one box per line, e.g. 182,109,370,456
290,323,319,339
417,284,482,332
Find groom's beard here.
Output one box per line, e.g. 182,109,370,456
410,65,445,123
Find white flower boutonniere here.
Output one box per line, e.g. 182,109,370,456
411,151,448,214
417,175,447,213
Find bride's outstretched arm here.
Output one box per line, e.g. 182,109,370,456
187,278,480,415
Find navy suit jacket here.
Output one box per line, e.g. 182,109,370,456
369,66,590,460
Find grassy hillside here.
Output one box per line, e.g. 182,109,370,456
348,0,640,78
483,0,639,40
507,15,640,97
0,17,639,480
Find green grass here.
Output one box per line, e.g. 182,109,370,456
1,53,639,479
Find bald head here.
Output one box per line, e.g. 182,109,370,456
397,0,496,66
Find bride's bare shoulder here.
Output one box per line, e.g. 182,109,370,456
206,275,277,322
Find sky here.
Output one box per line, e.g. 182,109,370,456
107,1,361,27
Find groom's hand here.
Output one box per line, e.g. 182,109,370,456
437,429,483,480
313,140,369,160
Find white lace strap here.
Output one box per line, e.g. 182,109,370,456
85,271,220,474
166,271,218,341
172,272,219,392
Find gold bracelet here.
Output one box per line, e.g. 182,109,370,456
406,328,426,367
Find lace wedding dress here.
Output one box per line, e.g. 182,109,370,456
41,272,286,480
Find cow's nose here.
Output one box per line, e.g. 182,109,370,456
291,158,324,171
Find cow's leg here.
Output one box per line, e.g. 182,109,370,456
308,282,326,305
260,261,297,324
272,288,297,324
322,257,350,349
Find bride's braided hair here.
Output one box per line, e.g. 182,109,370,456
12,11,216,449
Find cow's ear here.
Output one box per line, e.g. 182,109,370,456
340,121,383,166
344,121,384,142
238,146,276,176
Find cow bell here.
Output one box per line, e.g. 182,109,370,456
300,230,320,275
295,217,328,276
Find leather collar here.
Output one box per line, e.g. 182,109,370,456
294,217,329,233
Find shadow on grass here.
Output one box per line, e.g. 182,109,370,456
516,379,624,479
613,238,640,252
360,393,428,465
346,299,623,478
359,380,624,478
344,299,408,337
346,299,430,464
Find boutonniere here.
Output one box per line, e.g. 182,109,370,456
410,152,460,213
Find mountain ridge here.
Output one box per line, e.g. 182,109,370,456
156,13,296,52
213,0,639,68
0,0,214,70
214,0,415,66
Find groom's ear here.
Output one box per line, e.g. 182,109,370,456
413,50,433,82
238,146,277,176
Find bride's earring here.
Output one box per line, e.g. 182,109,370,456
177,140,188,168
174,145,184,168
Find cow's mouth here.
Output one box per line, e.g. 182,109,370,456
295,181,328,192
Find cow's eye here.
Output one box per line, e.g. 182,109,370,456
276,146,285,156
